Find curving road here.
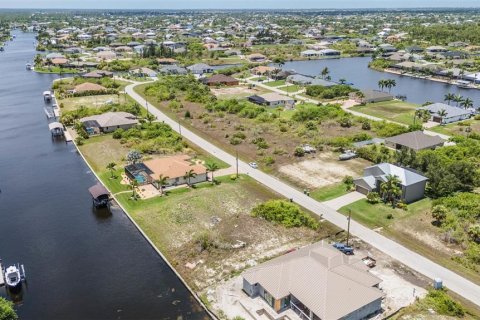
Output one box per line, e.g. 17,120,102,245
125,82,480,307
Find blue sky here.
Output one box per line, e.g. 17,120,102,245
0,0,479,9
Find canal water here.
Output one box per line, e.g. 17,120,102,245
279,57,480,105
0,32,207,319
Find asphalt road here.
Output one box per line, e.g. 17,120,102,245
125,83,480,307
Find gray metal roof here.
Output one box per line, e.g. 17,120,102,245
420,103,472,119
385,131,444,151
364,163,428,186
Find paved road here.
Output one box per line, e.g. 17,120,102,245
126,83,480,306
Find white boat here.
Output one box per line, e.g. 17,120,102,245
4,265,22,289
454,80,473,89
26,63,32,70
43,91,52,101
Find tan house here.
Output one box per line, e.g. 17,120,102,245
251,66,278,76
74,82,107,93
243,242,383,320
125,155,207,188
80,112,138,134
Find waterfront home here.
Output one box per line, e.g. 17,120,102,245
130,67,157,78
247,53,267,62
124,155,207,188
318,48,341,56
82,70,113,79
159,65,188,75
418,103,473,124
353,163,428,203
251,66,278,76
79,112,138,134
426,46,448,53
385,131,445,152
201,74,239,86
350,90,393,104
286,74,336,86
187,63,214,75
74,83,107,94
242,241,383,320
50,57,69,66
248,93,295,109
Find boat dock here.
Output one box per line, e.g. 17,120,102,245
64,131,73,142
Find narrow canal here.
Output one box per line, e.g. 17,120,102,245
279,57,480,105
0,31,207,319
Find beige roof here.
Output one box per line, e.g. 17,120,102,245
259,92,294,103
243,242,383,320
144,155,206,180
51,57,68,65
385,131,445,151
80,112,138,128
74,82,107,93
251,66,277,74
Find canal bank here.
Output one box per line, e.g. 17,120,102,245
277,57,480,105
0,31,207,320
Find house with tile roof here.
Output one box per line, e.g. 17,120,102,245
242,242,383,320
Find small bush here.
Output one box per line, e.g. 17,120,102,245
386,213,394,219
112,128,124,139
367,192,381,204
294,147,305,157
422,289,465,317
252,199,319,229
230,137,243,145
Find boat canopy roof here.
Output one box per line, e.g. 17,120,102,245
43,91,51,96
48,122,63,131
88,184,109,199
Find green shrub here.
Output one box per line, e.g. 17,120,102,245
230,137,242,145
112,128,124,139
367,192,381,204
294,147,305,157
0,297,17,320
422,289,465,317
251,199,319,229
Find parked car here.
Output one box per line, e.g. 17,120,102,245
249,162,258,169
301,144,316,153
332,242,354,255
339,150,357,160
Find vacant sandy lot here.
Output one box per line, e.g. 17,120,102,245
278,152,371,188
211,85,268,99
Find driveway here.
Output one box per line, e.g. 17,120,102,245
322,191,366,210
125,82,480,307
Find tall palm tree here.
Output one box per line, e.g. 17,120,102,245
378,79,386,92
183,169,197,186
437,109,448,125
106,162,116,178
205,162,219,183
154,174,169,195
320,67,329,79
453,94,464,107
130,179,139,198
460,97,473,110
380,174,402,207
444,93,455,105
386,79,396,93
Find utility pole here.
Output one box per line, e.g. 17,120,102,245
346,209,352,247
146,100,149,115
236,150,239,178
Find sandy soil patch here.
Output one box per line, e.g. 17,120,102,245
210,85,268,99
278,152,370,188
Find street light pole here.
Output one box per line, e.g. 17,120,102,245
236,150,239,178
346,209,352,247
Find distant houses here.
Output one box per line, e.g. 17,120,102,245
201,74,239,86
418,103,473,124
187,63,214,75
350,90,394,104
384,131,445,152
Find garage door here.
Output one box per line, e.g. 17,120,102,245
356,185,369,195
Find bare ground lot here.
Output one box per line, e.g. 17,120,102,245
210,85,269,99
278,152,371,189
59,94,126,112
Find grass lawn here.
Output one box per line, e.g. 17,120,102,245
265,80,286,87
279,85,302,93
251,76,267,82
338,198,432,229
350,100,419,125
59,94,131,112
429,119,480,136
310,183,349,202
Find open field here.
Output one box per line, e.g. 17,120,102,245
278,84,302,93
59,94,128,112
264,80,286,87
339,198,480,285
210,85,269,99
350,100,419,125
429,118,480,136
278,152,371,189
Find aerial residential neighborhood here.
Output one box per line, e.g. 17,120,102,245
0,3,480,320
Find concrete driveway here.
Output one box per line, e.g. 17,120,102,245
322,191,366,210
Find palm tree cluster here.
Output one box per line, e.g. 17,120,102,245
378,79,396,93
444,93,474,109
380,174,402,207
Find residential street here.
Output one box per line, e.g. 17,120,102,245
125,83,480,307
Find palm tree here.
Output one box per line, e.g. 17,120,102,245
378,79,386,92
385,79,396,93
130,179,139,198
453,94,464,107
154,174,169,195
183,169,197,186
205,162,219,183
320,67,330,79
106,162,116,178
460,97,473,110
380,174,402,207
444,93,455,105
339,78,347,85
437,109,448,125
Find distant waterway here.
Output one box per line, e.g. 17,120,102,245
0,31,207,320
276,57,480,105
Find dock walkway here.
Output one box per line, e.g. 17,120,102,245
0,261,4,286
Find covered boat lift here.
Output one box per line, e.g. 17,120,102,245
48,121,65,137
88,183,110,208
